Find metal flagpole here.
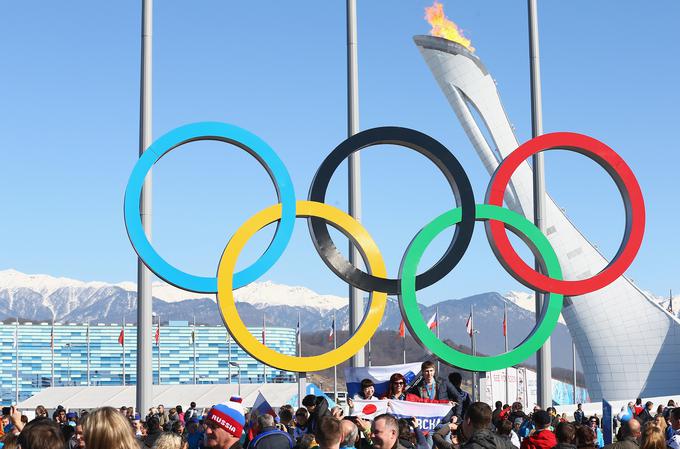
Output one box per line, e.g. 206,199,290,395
122,315,126,386
193,315,197,385
227,332,232,384
346,0,364,369
572,341,577,403
402,330,406,364
528,0,551,409
471,305,477,401
157,314,161,385
262,313,266,383
436,306,440,374
333,310,338,404
86,321,91,387
137,0,154,415
297,312,304,408
15,318,19,404
504,303,509,404
51,317,55,387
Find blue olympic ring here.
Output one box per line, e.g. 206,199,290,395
124,122,296,293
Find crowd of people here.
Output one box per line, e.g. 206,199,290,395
0,361,677,449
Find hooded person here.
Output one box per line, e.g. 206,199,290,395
204,401,246,449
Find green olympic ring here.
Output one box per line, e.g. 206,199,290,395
399,204,563,372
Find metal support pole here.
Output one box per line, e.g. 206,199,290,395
333,310,338,403
137,0,154,415
346,0,364,369
86,321,91,387
504,304,509,405
297,312,304,408
436,306,440,374
193,316,197,385
528,0,551,409
262,313,266,383
122,317,126,386
230,362,241,397
471,305,477,402
227,332,232,384
51,318,55,387
572,342,577,404
157,315,161,385
15,318,19,404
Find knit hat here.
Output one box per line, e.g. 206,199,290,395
207,401,246,438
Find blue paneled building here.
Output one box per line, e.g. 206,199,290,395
0,322,296,402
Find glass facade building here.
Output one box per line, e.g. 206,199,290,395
0,322,296,403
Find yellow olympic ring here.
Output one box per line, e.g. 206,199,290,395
216,200,387,372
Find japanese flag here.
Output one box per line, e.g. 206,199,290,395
350,400,389,420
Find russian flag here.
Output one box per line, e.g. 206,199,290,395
252,392,277,418
344,362,421,398
426,312,437,330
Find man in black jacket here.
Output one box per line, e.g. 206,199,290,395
408,361,462,418
461,402,514,449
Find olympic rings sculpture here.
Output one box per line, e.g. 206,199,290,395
124,121,645,372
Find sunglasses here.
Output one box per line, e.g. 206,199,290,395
393,381,405,385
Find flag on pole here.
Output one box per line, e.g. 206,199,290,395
426,312,438,330
398,319,405,338
466,313,473,338
13,319,18,348
252,392,277,418
261,315,266,345
328,317,335,342
502,306,507,337
118,328,125,346
50,323,54,349
155,321,160,346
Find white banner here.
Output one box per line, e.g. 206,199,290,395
351,399,450,431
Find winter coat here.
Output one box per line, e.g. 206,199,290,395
520,429,557,449
461,428,515,449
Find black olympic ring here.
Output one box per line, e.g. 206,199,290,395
307,126,476,295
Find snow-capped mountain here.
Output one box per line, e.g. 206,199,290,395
503,290,566,324
9,268,672,371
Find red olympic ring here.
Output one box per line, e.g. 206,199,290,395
485,132,645,296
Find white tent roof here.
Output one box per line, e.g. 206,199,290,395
18,383,315,413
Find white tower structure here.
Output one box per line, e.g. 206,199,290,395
414,35,680,401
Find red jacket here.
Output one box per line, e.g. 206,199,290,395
520,429,557,449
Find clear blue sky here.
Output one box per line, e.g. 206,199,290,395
1,0,678,304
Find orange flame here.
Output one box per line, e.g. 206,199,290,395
425,1,474,52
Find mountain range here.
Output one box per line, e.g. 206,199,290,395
1,269,676,371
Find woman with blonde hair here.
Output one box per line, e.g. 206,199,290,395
641,425,666,449
152,432,187,449
81,406,139,449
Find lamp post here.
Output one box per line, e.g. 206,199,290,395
229,361,241,396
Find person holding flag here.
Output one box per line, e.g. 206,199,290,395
380,373,450,404
407,361,461,418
